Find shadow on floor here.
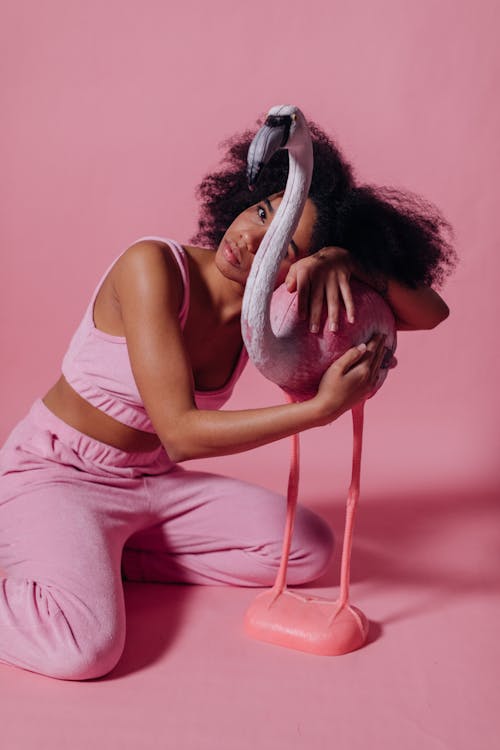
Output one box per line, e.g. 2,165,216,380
302,483,500,616
100,482,499,678
99,581,195,680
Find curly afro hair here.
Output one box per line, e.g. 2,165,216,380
191,120,457,290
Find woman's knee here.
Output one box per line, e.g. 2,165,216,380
31,587,126,681
42,624,125,681
286,506,334,583
246,506,334,587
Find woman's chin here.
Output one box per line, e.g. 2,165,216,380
215,253,247,285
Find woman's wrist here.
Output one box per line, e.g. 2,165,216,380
347,260,389,298
308,391,343,427
314,245,388,296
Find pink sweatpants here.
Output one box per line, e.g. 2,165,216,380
0,400,334,681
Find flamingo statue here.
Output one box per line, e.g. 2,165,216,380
241,105,397,655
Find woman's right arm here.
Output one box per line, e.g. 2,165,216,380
115,242,387,462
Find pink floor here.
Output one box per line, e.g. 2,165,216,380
1,477,498,749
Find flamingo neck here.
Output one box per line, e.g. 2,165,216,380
241,140,313,369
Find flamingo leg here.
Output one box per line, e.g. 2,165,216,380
244,399,369,654
269,394,300,602
328,401,365,625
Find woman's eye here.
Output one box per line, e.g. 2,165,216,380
257,206,266,222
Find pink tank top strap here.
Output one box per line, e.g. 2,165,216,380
62,235,246,427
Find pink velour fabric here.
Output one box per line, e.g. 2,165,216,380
61,236,248,433
0,399,333,680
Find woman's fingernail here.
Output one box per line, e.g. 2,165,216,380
329,322,337,332
349,316,355,324
310,324,319,333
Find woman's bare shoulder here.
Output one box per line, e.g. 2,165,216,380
112,239,184,312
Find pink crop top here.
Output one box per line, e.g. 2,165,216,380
61,237,248,433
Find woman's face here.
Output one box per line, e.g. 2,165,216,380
215,193,318,287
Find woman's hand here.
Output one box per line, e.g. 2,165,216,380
314,333,388,424
285,246,355,333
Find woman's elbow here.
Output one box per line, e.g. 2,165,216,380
160,427,211,463
163,443,189,463
426,287,451,329
157,428,194,463
429,301,450,329
396,303,450,331
161,435,196,463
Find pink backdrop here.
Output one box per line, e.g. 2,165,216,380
1,1,499,748
2,0,498,493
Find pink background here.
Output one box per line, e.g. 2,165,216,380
1,1,499,748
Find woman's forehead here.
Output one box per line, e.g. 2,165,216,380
267,191,285,205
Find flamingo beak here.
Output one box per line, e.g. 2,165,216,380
247,115,293,189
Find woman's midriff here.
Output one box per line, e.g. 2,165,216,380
42,376,162,453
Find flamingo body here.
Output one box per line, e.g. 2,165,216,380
241,104,397,395
268,279,396,402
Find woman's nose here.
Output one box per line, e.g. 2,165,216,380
241,227,265,255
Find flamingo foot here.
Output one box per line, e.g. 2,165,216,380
244,589,369,656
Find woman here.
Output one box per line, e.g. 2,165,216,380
0,120,455,681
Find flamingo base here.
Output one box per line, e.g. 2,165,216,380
244,588,369,656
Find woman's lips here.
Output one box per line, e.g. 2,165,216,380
223,240,241,267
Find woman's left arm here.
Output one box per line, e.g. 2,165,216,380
374,279,450,331
285,246,450,332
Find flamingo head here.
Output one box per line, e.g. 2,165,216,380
247,105,309,189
